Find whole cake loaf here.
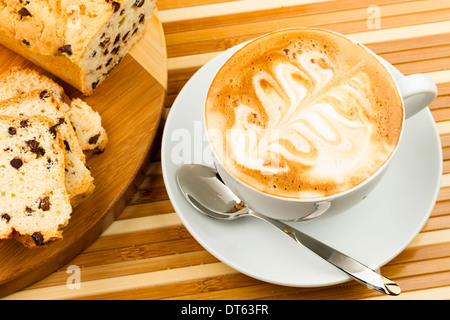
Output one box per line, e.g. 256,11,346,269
0,0,156,95
0,115,72,246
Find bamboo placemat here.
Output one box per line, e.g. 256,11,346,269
4,0,450,300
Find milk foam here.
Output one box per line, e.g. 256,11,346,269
229,58,377,178
206,29,403,198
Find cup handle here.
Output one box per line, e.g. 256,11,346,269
396,73,437,119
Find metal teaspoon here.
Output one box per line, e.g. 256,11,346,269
176,164,401,296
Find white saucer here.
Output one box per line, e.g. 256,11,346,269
161,43,442,287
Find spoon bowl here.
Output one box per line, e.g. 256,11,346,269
176,164,249,220
176,163,401,296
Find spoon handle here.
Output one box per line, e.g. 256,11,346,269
250,210,401,296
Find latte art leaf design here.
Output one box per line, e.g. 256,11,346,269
229,49,382,180
206,29,403,198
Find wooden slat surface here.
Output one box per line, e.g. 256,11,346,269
3,0,450,300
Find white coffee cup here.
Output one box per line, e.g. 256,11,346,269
205,28,437,222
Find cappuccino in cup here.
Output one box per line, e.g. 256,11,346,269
205,28,403,199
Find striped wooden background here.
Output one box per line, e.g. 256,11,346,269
4,0,450,300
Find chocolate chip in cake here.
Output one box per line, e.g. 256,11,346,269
64,140,71,152
139,14,145,24
111,46,120,55
45,158,54,169
39,90,50,99
8,127,16,135
48,118,65,138
89,134,101,145
1,214,11,222
20,119,29,128
39,196,50,211
25,139,45,156
26,139,40,153
18,7,32,18
49,125,58,138
22,39,30,46
114,34,121,45
105,58,113,67
25,207,35,215
92,80,100,90
32,232,45,246
99,38,110,48
112,2,121,12
134,0,145,8
122,31,130,42
10,158,23,169
58,44,73,56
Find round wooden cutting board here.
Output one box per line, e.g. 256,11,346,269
0,9,167,297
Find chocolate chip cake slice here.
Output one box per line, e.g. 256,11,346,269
0,66,108,152
0,0,156,95
0,66,72,113
0,90,94,202
0,115,72,247
69,98,108,152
